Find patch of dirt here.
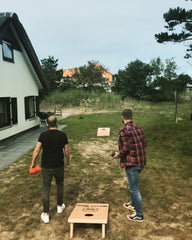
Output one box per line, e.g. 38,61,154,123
41,106,118,116
76,139,117,162
63,107,117,115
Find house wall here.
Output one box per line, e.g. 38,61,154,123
0,46,40,141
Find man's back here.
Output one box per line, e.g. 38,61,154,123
38,129,68,168
119,121,147,168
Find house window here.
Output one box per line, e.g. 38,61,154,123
2,40,14,62
0,98,10,128
25,96,38,120
0,97,18,128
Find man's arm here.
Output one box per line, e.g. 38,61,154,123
64,144,70,165
114,130,128,159
30,142,42,168
117,129,130,157
113,151,120,158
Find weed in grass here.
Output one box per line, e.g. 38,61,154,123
0,198,12,212
159,201,169,212
180,140,192,156
4,218,16,231
26,218,40,228
28,186,42,198
105,232,132,240
65,182,82,202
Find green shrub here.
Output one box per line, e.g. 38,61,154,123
181,140,192,156
41,89,122,110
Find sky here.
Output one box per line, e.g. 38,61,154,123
1,0,192,76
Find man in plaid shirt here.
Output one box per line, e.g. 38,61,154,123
113,109,147,222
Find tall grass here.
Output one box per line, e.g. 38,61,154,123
40,89,157,112
40,89,123,110
41,89,92,108
92,93,123,110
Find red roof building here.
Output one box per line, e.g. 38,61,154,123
62,65,113,83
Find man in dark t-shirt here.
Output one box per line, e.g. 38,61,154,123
30,115,70,224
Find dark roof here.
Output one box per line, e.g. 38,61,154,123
0,12,47,89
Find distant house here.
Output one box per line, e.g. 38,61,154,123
62,68,77,81
62,64,115,92
186,83,192,92
0,12,47,141
95,64,113,84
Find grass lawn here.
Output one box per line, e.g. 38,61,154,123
0,102,192,240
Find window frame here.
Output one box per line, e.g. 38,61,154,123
0,97,11,128
11,98,18,125
0,97,18,129
25,96,38,120
2,40,14,63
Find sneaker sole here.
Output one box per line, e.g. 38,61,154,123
123,203,135,212
127,215,143,223
41,213,49,223
57,203,65,213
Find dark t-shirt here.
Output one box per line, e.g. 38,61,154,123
38,129,68,168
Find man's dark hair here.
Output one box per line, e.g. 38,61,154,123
47,116,57,127
121,109,133,120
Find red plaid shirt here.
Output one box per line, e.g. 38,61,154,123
118,121,147,168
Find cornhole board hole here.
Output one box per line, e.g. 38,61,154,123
97,128,110,137
68,203,109,238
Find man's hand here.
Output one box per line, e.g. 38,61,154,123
30,142,42,169
113,152,120,159
30,164,36,169
67,159,71,166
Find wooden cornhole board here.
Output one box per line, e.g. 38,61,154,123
97,128,110,137
68,203,109,238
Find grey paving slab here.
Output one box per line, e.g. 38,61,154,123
0,114,70,170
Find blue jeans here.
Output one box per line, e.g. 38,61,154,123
42,167,64,213
125,166,143,216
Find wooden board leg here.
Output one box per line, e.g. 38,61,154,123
70,223,74,238
102,224,105,238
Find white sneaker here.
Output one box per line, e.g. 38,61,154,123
41,212,49,223
57,203,65,213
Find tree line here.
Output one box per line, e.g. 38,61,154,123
40,56,191,102
114,58,191,102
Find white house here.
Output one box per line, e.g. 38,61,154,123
0,12,47,141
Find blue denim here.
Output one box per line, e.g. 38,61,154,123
125,166,143,216
42,167,64,213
